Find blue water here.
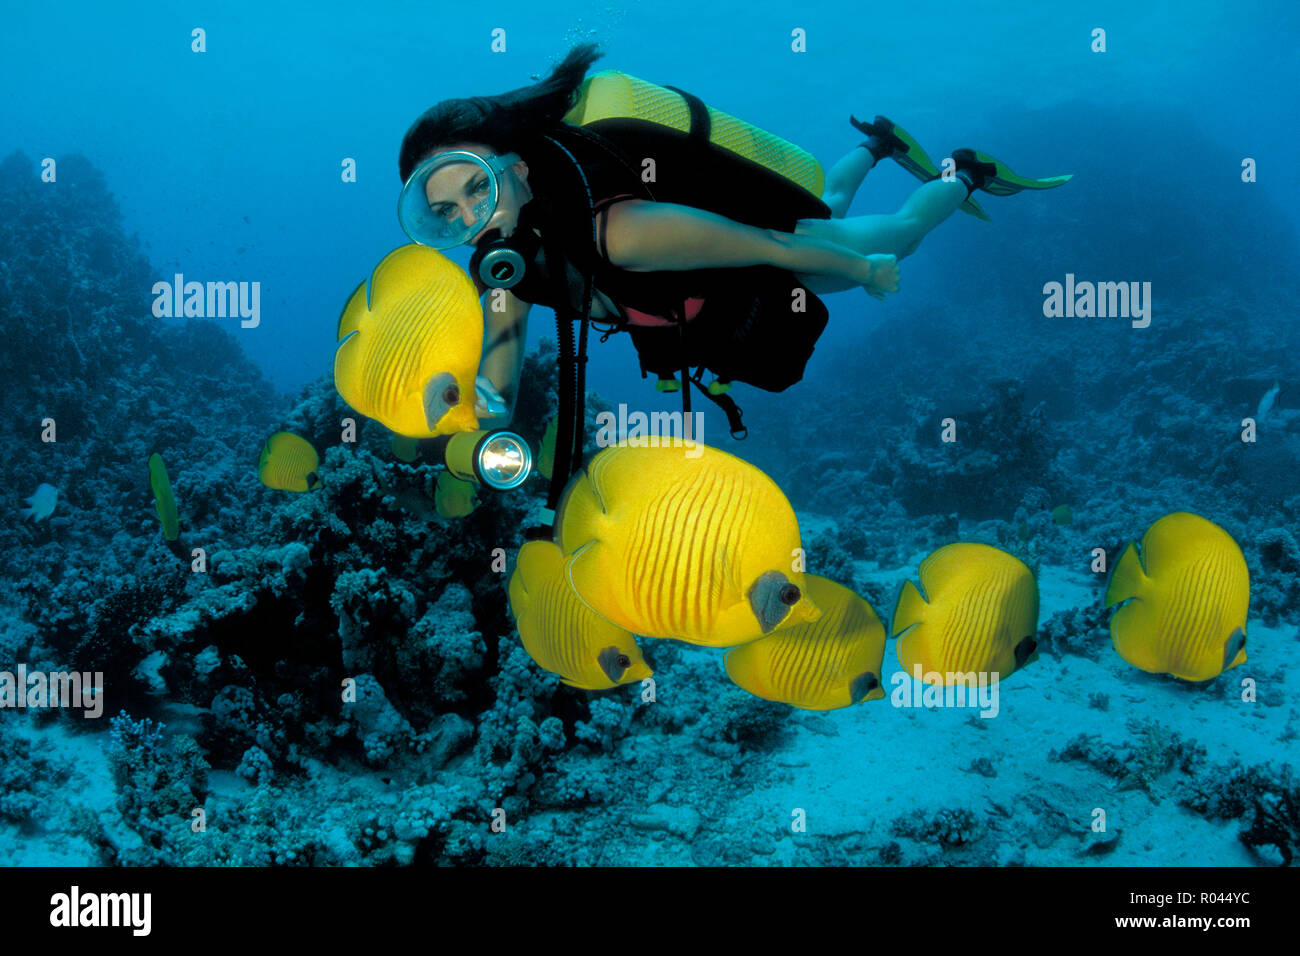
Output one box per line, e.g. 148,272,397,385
8,0,1294,394
1,0,1297,868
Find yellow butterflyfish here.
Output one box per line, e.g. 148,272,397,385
556,438,818,647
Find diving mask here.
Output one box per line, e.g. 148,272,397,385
398,150,521,249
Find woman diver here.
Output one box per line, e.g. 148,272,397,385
395,43,1069,474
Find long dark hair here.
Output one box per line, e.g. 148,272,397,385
398,44,604,182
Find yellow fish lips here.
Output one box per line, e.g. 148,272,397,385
595,646,653,687
1104,511,1250,682
333,244,483,438
891,542,1040,683
418,369,482,436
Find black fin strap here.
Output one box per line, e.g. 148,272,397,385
686,375,748,439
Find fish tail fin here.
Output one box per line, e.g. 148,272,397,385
1104,541,1147,608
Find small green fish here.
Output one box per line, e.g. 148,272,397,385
392,434,421,463
148,453,180,541
539,416,558,481
435,471,479,518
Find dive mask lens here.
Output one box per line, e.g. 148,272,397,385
398,150,520,249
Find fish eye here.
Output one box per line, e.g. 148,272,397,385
443,384,460,405
778,583,801,606
616,654,631,668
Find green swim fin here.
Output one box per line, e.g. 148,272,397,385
851,115,991,222
952,147,1073,197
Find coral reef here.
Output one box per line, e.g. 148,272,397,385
1049,718,1206,799
1180,762,1300,866
892,807,984,849
1,147,1296,869
107,713,210,864
1039,603,1110,660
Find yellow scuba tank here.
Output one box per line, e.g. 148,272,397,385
561,70,827,215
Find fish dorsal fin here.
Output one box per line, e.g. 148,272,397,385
891,578,928,639
587,455,610,514
336,281,369,342
1103,541,1149,609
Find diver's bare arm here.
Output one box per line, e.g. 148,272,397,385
603,199,877,284
478,288,530,425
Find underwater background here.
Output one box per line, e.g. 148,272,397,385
2,0,1298,866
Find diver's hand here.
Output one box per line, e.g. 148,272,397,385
474,375,508,419
862,254,900,301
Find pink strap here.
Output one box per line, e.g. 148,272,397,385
621,297,706,327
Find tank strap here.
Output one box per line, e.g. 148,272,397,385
665,86,712,146
685,371,747,439
533,134,600,536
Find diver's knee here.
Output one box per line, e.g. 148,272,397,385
820,194,851,219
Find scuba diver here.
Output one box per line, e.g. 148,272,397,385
393,43,1070,524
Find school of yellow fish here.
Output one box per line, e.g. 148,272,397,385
505,437,1251,709
247,246,1256,710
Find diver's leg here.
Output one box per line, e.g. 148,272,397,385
792,178,967,294
821,147,875,219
